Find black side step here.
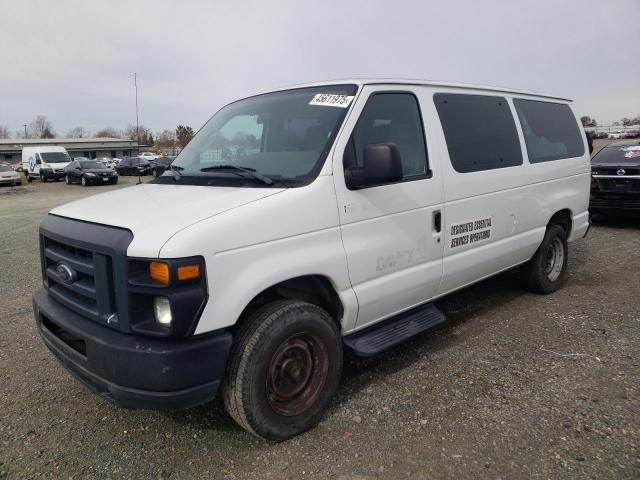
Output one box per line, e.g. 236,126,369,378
343,303,446,357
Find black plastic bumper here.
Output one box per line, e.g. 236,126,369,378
33,288,232,410
590,195,640,212
40,169,65,179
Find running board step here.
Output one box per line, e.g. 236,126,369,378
343,303,446,357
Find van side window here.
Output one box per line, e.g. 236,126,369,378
347,93,428,179
513,99,585,163
434,93,522,173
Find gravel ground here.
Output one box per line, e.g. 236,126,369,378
0,175,638,480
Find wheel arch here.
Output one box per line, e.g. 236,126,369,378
547,208,573,238
231,274,344,333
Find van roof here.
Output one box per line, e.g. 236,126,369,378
260,79,572,103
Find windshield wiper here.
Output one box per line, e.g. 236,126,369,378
170,164,183,182
199,165,273,185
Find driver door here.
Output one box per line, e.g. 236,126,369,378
333,86,444,329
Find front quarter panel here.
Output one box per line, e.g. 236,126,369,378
159,176,357,335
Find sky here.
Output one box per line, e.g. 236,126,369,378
1,0,639,136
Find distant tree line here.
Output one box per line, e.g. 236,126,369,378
581,115,640,128
0,115,195,148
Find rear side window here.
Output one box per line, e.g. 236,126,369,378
513,99,584,163
434,94,522,173
345,93,428,179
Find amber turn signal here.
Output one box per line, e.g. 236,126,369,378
149,261,170,285
177,264,201,281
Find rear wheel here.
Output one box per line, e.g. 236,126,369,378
521,224,568,294
223,300,342,441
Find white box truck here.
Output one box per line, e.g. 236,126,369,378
22,146,72,182
32,79,590,440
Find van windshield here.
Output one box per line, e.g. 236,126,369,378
41,152,71,163
166,84,358,187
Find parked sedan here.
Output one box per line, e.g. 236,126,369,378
151,156,176,177
0,164,21,186
116,157,152,176
64,159,118,186
590,140,640,214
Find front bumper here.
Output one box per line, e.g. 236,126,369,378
0,177,20,184
590,195,640,212
33,288,232,410
40,169,65,179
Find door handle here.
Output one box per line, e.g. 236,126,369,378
433,210,442,233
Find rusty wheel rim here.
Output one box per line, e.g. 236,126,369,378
266,332,329,417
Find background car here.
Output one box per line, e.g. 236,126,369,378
96,157,117,169
151,156,176,177
590,140,640,215
0,164,22,186
139,152,159,161
608,131,625,139
115,156,151,176
64,159,118,186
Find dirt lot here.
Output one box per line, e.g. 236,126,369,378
0,173,638,480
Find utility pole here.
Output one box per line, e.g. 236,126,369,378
134,72,140,146
23,124,27,139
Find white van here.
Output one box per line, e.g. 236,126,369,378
32,80,590,440
22,146,72,182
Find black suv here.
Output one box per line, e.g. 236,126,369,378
116,157,152,176
64,159,118,186
590,140,640,214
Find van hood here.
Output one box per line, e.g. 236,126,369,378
50,183,285,257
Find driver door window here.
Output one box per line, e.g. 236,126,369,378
344,93,428,181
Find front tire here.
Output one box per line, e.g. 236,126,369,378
223,300,342,441
521,224,568,294
65,175,71,184
81,176,87,187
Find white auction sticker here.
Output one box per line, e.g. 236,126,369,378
449,217,493,249
309,94,354,108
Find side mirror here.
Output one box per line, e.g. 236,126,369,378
345,143,403,189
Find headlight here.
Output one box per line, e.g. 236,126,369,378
127,256,207,338
85,172,96,177
153,297,173,326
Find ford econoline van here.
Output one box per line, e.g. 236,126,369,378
32,80,590,440
22,146,72,182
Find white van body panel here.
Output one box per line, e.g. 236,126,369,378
45,79,590,337
158,176,358,334
22,146,71,177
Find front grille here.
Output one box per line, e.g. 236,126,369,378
594,178,640,193
592,167,640,176
42,236,117,326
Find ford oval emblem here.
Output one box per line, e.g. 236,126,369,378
617,169,626,176
56,262,77,284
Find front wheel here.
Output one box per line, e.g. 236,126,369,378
26,174,32,183
81,176,87,186
521,224,568,294
223,300,342,441
65,175,71,184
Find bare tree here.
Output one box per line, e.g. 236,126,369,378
94,127,120,138
67,127,88,138
29,115,55,138
124,124,152,144
155,129,176,149
0,125,10,139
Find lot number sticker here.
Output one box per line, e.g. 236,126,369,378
309,94,354,108
450,217,493,249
